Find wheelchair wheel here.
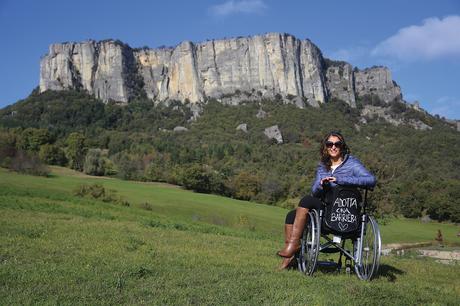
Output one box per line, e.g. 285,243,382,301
354,216,381,280
298,209,320,276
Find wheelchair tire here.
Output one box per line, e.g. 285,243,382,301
354,216,381,280
298,209,320,276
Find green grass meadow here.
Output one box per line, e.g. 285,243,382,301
1,167,459,305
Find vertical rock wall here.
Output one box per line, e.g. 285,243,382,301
39,33,402,107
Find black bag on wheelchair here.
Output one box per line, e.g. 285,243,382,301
322,185,362,234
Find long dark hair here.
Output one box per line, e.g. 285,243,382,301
320,131,350,170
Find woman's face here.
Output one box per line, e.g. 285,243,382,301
326,135,342,159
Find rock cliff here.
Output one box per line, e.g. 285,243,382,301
39,33,402,107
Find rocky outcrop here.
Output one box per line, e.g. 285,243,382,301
325,60,356,107
40,40,141,103
354,67,402,103
40,33,403,108
236,123,248,133
361,105,432,130
173,126,188,132
264,125,283,144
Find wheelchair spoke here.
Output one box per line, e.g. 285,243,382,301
298,210,320,276
355,216,381,281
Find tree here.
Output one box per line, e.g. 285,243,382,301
0,130,17,167
9,150,49,176
66,132,87,171
39,143,67,166
179,164,225,194
228,171,261,201
17,128,51,152
113,152,143,180
83,149,105,176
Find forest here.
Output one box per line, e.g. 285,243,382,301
1,89,459,222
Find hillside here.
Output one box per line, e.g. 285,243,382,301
1,89,459,222
1,167,459,305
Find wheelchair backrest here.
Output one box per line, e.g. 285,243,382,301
323,186,362,234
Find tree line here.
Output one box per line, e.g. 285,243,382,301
1,89,459,222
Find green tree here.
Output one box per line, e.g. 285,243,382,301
179,164,225,194
17,128,51,152
39,143,67,166
228,171,261,201
66,132,87,171
0,130,17,167
83,148,106,176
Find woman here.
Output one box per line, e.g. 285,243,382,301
277,131,376,269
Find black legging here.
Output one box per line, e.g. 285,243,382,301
285,195,322,224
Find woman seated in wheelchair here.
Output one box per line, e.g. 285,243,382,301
277,131,376,269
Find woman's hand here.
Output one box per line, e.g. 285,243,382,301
321,176,337,185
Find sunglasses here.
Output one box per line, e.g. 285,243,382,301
325,141,343,148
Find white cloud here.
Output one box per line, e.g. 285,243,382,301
209,0,267,17
372,15,460,61
431,96,460,119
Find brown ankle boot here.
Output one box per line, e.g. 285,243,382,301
278,207,308,258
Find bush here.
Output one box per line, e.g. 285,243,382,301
9,150,50,176
17,128,51,152
66,132,87,171
39,144,67,166
227,171,261,201
145,158,167,182
73,183,130,206
179,164,225,194
0,130,17,168
140,202,153,211
114,154,143,180
83,149,105,176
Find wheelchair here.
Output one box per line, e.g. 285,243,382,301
296,185,381,280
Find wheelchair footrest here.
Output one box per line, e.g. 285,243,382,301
317,261,339,268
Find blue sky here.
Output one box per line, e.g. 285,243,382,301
0,0,459,119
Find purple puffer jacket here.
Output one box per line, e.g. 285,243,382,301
311,154,376,197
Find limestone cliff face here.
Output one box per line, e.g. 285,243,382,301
325,61,356,107
40,40,141,103
132,33,327,105
354,67,402,103
39,33,402,107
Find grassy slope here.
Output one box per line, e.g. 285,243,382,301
1,167,459,305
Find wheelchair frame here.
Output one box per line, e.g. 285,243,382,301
297,188,382,280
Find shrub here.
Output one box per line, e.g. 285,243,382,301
227,171,261,201
17,128,51,152
113,153,143,180
83,149,105,176
9,150,50,177
66,132,87,171
73,183,130,206
0,130,17,168
39,144,67,166
178,164,225,194
140,202,153,211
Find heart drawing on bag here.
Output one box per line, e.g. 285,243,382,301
338,222,349,231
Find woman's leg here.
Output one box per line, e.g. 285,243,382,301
278,207,308,258
282,209,295,247
278,210,296,270
278,196,322,258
